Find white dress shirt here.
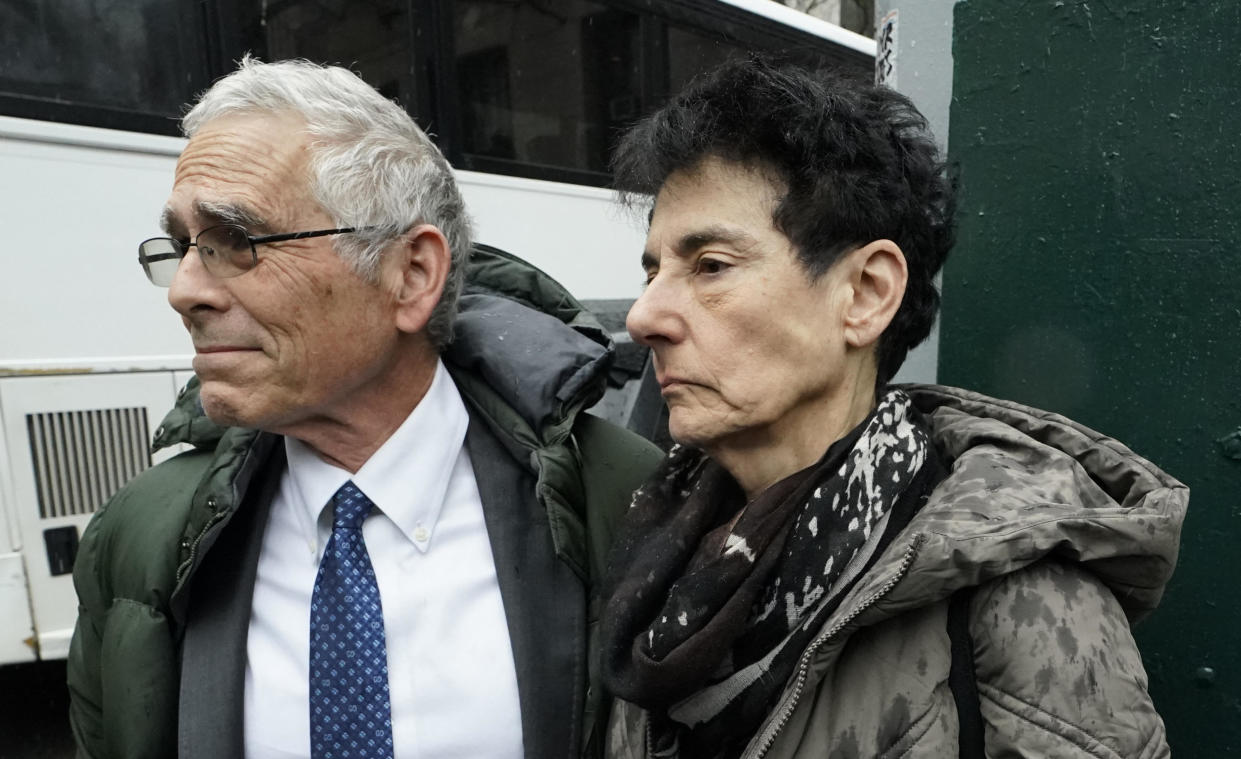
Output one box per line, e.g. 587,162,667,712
244,360,524,758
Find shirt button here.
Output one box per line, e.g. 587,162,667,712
414,526,430,542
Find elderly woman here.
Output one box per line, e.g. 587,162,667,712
600,59,1185,759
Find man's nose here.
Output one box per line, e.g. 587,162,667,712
167,247,230,316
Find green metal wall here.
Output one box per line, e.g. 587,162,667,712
943,1,1240,754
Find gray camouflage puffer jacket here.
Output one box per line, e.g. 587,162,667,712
607,384,1187,759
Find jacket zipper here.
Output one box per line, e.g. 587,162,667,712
172,432,268,590
174,507,228,587
742,533,926,759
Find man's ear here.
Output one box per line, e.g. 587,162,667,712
390,224,452,335
839,239,907,349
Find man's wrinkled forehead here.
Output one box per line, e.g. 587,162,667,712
175,111,310,172
168,111,317,231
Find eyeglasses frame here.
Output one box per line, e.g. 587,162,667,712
138,224,377,284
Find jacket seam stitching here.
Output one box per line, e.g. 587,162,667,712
978,683,1122,759
925,512,1175,542
890,702,939,759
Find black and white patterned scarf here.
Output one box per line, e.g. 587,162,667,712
601,389,937,758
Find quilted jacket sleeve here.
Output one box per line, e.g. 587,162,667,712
68,614,105,759
972,561,1170,759
67,508,108,759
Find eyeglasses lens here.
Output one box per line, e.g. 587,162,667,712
199,225,255,278
138,238,182,287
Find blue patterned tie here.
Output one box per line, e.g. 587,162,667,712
310,481,394,758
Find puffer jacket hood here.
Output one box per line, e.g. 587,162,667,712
841,383,1186,634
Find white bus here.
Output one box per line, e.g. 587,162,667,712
0,0,874,666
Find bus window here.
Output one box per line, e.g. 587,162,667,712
262,0,416,107
451,0,641,180
0,0,202,133
665,24,746,102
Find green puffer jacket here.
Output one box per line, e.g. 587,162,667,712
68,244,662,759
608,385,1187,759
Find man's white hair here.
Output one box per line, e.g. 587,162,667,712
182,55,471,349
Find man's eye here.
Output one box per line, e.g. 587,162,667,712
697,258,728,275
642,269,657,286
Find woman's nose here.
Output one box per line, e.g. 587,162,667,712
626,273,682,346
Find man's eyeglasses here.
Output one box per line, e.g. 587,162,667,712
138,224,363,287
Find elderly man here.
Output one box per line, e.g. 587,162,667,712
600,59,1186,758
67,58,659,759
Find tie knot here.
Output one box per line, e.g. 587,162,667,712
330,481,374,531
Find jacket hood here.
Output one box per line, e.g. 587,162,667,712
151,243,614,455
445,243,613,451
850,384,1188,628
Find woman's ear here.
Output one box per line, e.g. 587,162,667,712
839,239,907,349
390,224,452,335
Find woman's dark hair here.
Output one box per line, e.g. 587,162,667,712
612,57,956,386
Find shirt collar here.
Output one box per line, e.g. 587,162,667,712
284,359,469,556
